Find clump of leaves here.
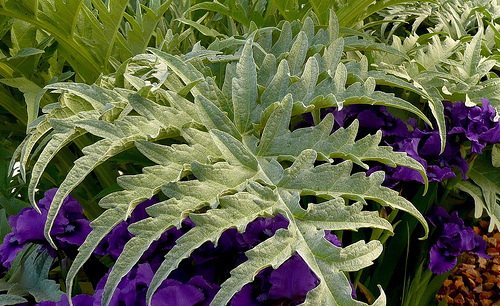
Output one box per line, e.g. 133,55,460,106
364,0,500,230
13,12,431,305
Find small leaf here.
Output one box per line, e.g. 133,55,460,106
258,94,293,156
493,144,500,168
7,247,63,303
288,32,309,76
232,34,260,134
334,62,347,92
177,16,225,38
271,21,293,57
0,294,28,306
328,10,339,43
0,78,42,129
261,59,290,109
195,95,241,140
210,130,258,170
463,30,483,77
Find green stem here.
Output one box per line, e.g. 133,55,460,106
0,85,27,124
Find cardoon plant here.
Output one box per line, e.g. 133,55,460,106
6,11,434,305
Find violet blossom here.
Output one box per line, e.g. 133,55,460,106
427,207,489,274
0,188,91,269
92,262,219,306
230,254,320,306
446,99,500,154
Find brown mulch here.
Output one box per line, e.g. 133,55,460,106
437,220,500,306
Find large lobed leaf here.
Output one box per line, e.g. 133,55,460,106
12,12,431,306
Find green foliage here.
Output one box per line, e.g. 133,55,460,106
0,0,174,83
456,153,500,232
11,13,434,305
372,0,500,110
187,0,423,29
0,246,63,304
366,0,500,226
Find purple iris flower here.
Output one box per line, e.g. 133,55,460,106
446,99,500,154
0,233,27,269
427,207,489,274
92,262,219,306
231,254,319,306
0,188,91,268
242,214,289,248
94,197,163,259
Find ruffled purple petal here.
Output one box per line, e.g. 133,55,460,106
12,208,48,244
186,276,220,306
0,233,28,269
267,254,319,301
429,244,457,274
152,280,205,306
230,284,264,306
426,207,451,228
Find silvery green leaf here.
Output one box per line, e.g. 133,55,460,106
271,21,293,57
328,10,339,43
467,154,500,232
0,294,28,306
6,247,63,303
287,32,309,76
257,53,277,87
463,30,483,77
493,144,500,168
261,59,290,109
288,57,320,104
232,35,260,134
195,95,241,140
